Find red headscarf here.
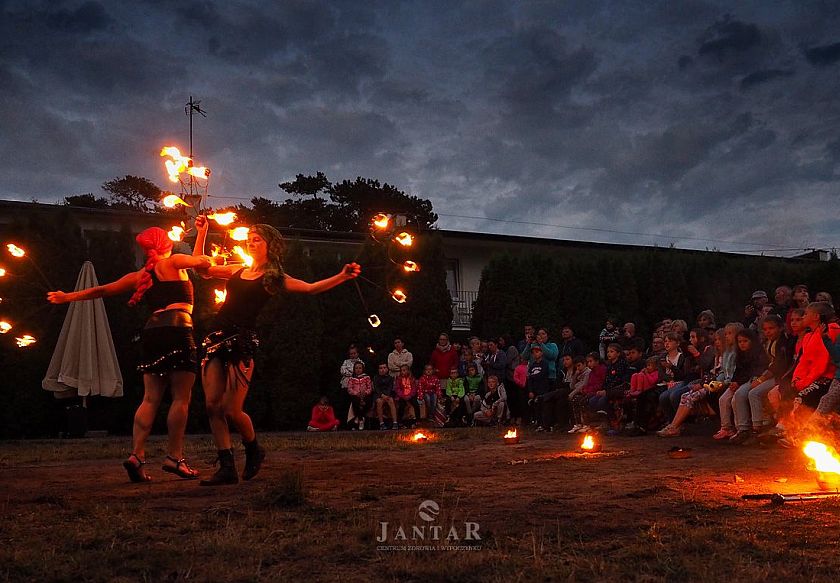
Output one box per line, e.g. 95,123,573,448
128,227,173,306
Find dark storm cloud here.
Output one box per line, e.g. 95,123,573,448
2,0,840,253
804,41,840,66
739,68,794,90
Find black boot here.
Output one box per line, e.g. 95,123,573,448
200,449,238,486
242,438,266,481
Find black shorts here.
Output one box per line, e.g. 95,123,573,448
201,328,260,369
137,310,197,375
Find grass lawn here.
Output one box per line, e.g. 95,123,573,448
2,424,840,582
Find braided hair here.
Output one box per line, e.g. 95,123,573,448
250,224,285,294
128,227,173,306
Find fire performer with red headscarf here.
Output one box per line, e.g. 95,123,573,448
48,227,214,482
193,216,360,486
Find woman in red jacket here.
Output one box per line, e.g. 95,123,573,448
429,332,459,380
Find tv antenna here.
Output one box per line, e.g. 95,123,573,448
184,96,208,208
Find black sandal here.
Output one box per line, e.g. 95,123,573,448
123,453,152,483
161,456,200,479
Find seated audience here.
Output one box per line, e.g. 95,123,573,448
307,396,340,431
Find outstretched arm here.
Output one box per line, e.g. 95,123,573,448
191,214,243,280
284,263,361,294
47,269,143,304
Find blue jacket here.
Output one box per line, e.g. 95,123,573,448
522,341,559,380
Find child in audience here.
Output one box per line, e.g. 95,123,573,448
444,367,466,425
598,318,620,360
347,362,373,430
373,362,398,430
623,357,662,435
511,356,529,425
601,343,632,432
473,375,508,425
393,364,422,428
630,357,660,396
307,396,340,431
568,356,592,433
418,363,443,421
463,363,485,422
584,352,608,424
657,332,688,423
526,345,551,430
718,329,769,443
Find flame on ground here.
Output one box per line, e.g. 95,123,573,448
412,431,428,442
504,428,517,439
214,289,227,304
803,441,840,475
6,244,25,258
229,227,249,241
581,434,596,450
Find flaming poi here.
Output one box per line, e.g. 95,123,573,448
162,194,191,208
391,289,407,303
15,334,36,347
372,213,391,230
0,267,5,277
394,232,413,247
208,212,237,226
6,243,25,258
228,227,249,241
231,246,254,267
402,260,420,272
0,321,11,334
167,225,185,242
214,289,227,304
368,314,381,328
160,146,211,184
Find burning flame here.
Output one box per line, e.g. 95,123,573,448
412,431,428,442
214,289,227,304
229,227,249,241
504,428,517,439
15,334,36,347
231,246,254,267
162,194,190,208
391,289,407,303
0,267,5,277
372,213,391,229
6,244,25,258
167,225,185,242
160,146,210,184
803,441,840,475
581,435,596,451
0,321,11,334
208,212,237,226
394,232,413,247
368,314,381,328
402,261,420,273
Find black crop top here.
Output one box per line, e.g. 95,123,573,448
215,269,274,329
144,270,194,311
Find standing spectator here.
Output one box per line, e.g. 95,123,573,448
568,356,593,433
774,286,793,321
743,290,769,329
598,318,620,360
393,364,421,427
484,338,508,382
418,364,442,421
307,396,340,431
558,326,586,359
517,324,536,354
522,327,560,386
373,363,398,430
340,345,364,391
347,362,373,430
526,346,552,430
696,310,717,332
387,337,413,378
429,333,459,380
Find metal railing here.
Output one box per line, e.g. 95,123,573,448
451,290,478,329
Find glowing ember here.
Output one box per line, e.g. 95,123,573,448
0,321,11,334
372,213,391,229
167,225,185,242
228,227,249,241
208,212,237,226
368,314,381,328
162,194,190,208
581,434,596,451
412,431,428,442
15,334,36,347
504,429,517,439
214,289,227,304
391,289,407,303
394,232,414,247
231,246,254,267
6,244,25,258
0,267,5,277
402,261,420,272
803,441,840,475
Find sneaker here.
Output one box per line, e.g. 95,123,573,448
568,424,582,434
392,422,399,430
624,421,637,431
713,428,736,440
379,421,388,430
778,434,798,449
535,426,545,432
595,410,607,416
656,425,681,437
306,426,318,431
728,430,752,445
359,418,365,431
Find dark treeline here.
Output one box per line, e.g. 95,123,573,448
0,208,451,438
471,249,840,348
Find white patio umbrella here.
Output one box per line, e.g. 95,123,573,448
42,261,124,400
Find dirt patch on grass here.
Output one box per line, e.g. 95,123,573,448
2,425,839,582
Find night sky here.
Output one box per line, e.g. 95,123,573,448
2,1,840,254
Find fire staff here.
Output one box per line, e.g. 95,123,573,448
193,216,360,486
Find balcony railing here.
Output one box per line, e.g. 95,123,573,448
451,290,478,329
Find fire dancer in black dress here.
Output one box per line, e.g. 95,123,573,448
193,216,360,485
48,227,213,482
